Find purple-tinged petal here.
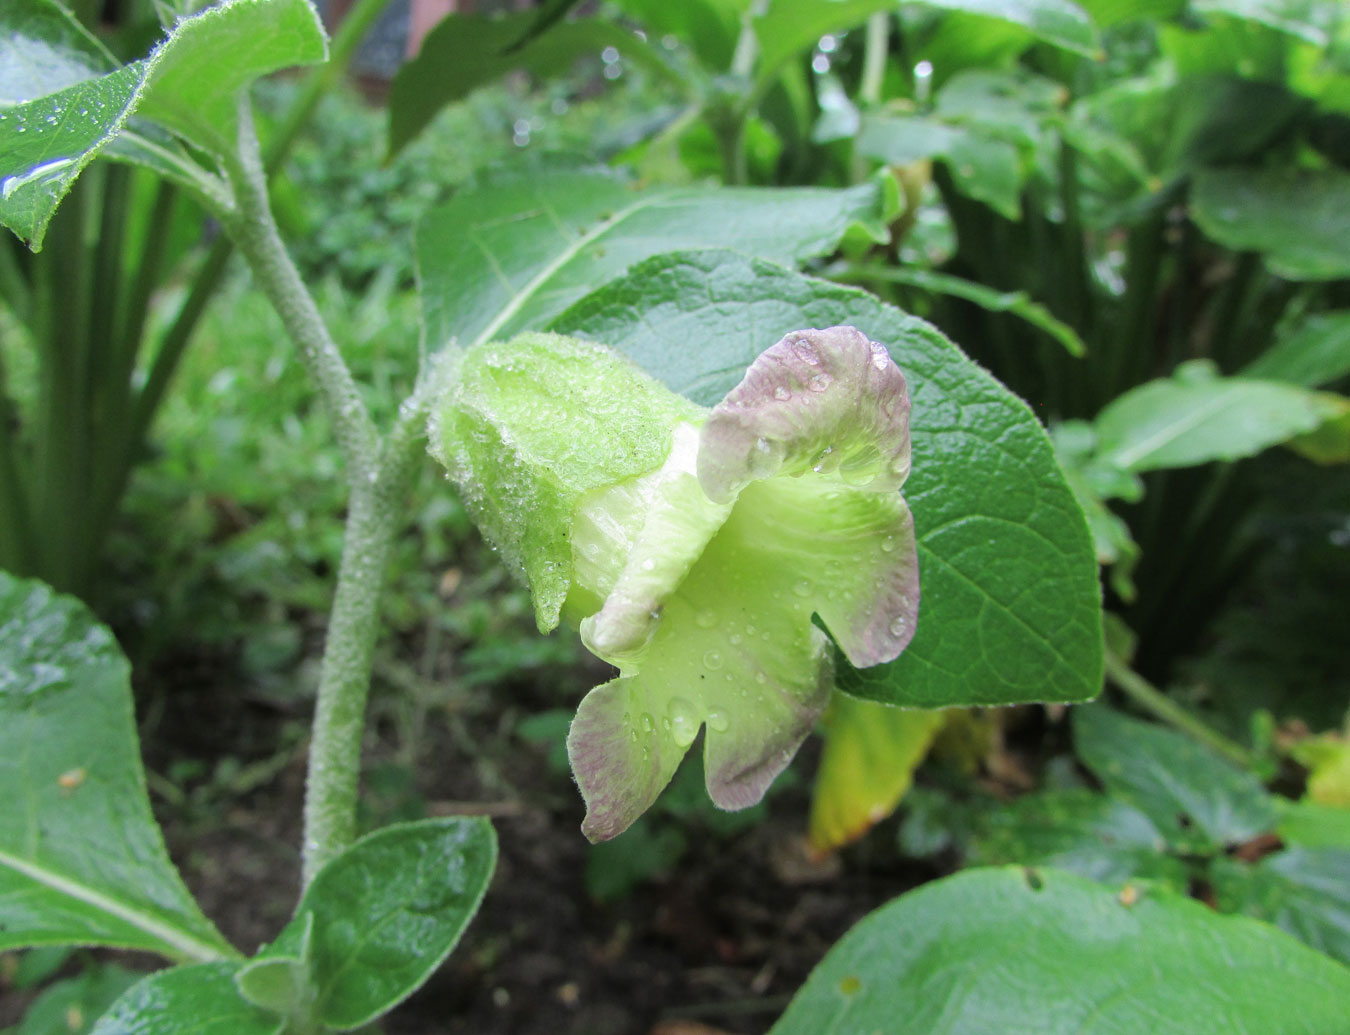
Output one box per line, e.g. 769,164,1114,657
697,326,912,505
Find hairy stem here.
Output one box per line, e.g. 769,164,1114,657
221,96,443,885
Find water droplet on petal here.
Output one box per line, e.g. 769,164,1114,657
870,341,890,371
640,558,655,571
640,713,655,733
773,385,791,401
695,610,717,629
728,632,743,646
703,650,724,671
889,616,908,637
667,697,700,747
793,579,812,598
706,710,730,733
881,535,896,553
794,340,821,365
808,373,831,392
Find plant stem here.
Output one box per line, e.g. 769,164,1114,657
221,97,443,885
223,101,377,480
1103,650,1255,770
859,12,890,108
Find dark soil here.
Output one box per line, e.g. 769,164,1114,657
129,645,941,1035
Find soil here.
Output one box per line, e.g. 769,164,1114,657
125,644,942,1035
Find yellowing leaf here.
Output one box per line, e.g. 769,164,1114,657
808,693,945,855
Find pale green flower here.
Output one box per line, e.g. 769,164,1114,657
431,326,918,841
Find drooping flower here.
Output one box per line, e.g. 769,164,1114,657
431,326,919,841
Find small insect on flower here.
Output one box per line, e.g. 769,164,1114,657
58,766,87,790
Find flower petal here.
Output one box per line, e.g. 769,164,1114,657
697,326,912,505
579,424,733,660
733,475,919,667
567,496,836,842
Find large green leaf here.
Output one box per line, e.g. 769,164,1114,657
1092,360,1342,473
389,11,680,155
0,573,234,962
0,0,326,250
415,159,890,351
915,0,1101,56
90,963,282,1035
1073,705,1278,854
253,818,496,1030
771,866,1350,1034
1244,310,1350,388
1192,167,1350,280
551,249,1103,708
1212,847,1350,964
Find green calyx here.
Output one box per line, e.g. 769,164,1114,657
431,327,920,841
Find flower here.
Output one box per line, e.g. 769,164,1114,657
431,326,918,841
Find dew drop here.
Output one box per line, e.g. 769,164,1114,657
694,610,717,629
667,697,700,747
881,535,896,553
792,579,812,598
773,385,791,401
794,339,821,365
728,632,743,646
703,650,724,671
640,558,655,571
640,713,655,733
706,710,730,733
870,341,890,371
889,616,908,637
808,373,831,392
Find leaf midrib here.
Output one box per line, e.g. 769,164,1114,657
0,846,235,963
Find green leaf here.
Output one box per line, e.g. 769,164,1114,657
550,249,1104,708
16,964,140,1035
1212,847,1350,963
770,866,1350,1034
969,788,1189,888
1092,360,1341,473
752,0,897,94
846,265,1088,356
389,11,680,155
1073,705,1278,854
0,0,326,250
258,818,496,1030
0,0,119,103
414,158,890,351
90,963,282,1035
1192,167,1350,281
1278,799,1350,849
1244,310,1350,388
808,695,945,854
1193,0,1334,44
914,0,1101,56
0,573,234,962
858,113,1025,218
133,0,327,158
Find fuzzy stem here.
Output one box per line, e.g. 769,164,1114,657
220,96,443,885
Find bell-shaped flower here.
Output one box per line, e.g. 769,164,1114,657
430,326,918,841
